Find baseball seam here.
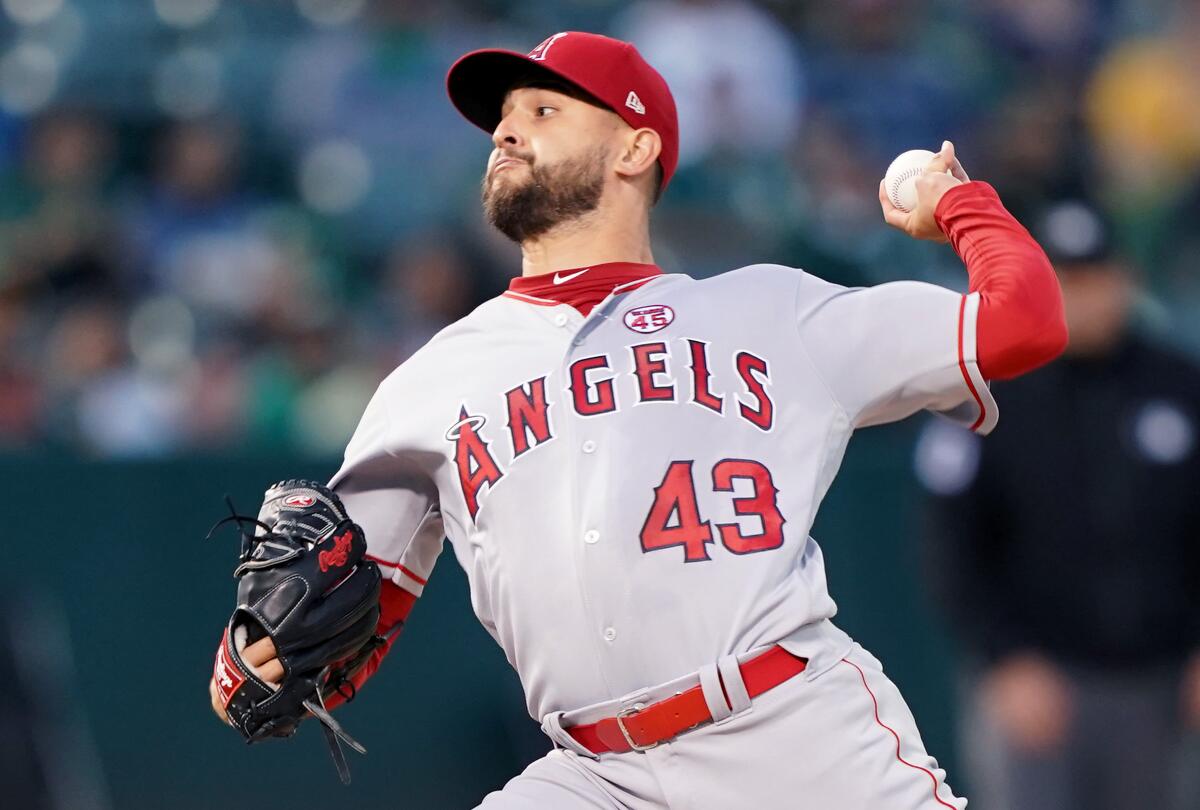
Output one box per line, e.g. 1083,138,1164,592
888,167,924,211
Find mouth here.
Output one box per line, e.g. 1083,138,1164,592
492,157,527,175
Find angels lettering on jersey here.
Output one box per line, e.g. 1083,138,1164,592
446,338,774,521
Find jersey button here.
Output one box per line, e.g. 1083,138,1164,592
553,313,568,327
581,440,597,454
584,530,600,544
603,627,617,642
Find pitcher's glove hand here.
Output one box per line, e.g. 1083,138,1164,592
209,480,382,783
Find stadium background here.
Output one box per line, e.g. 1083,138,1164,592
0,1,1197,808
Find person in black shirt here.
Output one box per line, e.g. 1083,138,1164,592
916,199,1200,810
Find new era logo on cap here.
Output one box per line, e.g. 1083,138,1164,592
625,91,645,115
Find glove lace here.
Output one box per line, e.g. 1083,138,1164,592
204,496,283,563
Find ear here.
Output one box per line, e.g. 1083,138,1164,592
613,128,662,183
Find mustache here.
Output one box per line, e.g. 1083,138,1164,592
493,150,535,167
484,152,536,193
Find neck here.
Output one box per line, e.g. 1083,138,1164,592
519,204,653,277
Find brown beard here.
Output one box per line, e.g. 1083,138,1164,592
482,147,607,243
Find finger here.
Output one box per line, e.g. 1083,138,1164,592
242,635,277,667
254,657,285,685
925,142,951,175
878,180,909,228
878,179,906,219
882,207,910,230
933,139,970,182
949,156,969,183
209,678,230,723
942,141,970,182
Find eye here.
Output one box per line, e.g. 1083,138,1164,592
535,105,556,117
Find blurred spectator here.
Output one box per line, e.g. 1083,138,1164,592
916,199,1200,810
971,77,1093,219
0,111,120,302
1084,1,1200,310
43,301,126,402
972,0,1109,65
269,4,487,246
375,234,483,362
242,317,376,457
784,0,979,167
0,291,42,445
610,2,805,275
794,113,893,248
616,0,804,169
122,119,283,324
1085,4,1200,205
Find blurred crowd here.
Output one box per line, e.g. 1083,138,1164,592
1,0,1200,457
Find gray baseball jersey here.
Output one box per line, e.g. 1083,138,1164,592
329,263,994,709
329,263,985,807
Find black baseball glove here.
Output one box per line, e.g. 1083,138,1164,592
209,479,382,783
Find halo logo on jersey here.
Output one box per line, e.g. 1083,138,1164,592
447,407,503,520
624,304,674,334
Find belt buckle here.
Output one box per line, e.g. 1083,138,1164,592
615,703,657,752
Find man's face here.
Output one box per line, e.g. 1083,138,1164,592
1057,262,1133,356
481,85,620,243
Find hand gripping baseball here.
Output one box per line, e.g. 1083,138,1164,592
208,480,383,784
879,140,969,243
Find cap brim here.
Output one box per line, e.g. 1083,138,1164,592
447,50,571,134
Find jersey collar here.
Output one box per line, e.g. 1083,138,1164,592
503,262,662,316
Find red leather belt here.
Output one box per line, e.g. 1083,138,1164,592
566,646,807,754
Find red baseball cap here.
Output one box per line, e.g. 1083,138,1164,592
446,31,679,193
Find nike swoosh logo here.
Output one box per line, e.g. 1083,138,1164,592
553,268,589,285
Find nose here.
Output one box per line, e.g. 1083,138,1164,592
491,109,524,150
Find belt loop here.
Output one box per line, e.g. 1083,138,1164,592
541,711,600,759
697,662,733,723
717,654,752,716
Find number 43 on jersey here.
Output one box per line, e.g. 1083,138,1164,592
640,459,785,563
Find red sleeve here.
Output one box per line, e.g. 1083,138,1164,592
324,579,416,710
935,181,1068,380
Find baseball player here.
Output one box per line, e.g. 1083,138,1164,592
209,31,1067,808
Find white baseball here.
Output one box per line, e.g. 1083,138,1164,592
883,149,941,213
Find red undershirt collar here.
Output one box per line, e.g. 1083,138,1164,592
504,262,662,316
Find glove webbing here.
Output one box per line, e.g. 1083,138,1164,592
304,688,365,785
